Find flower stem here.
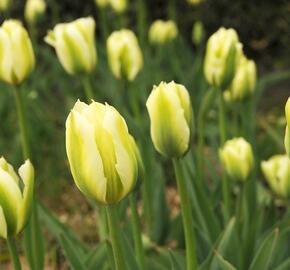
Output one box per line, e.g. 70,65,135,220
13,86,30,160
81,75,94,102
173,158,198,270
129,194,146,270
106,206,126,270
218,88,231,220
7,238,22,270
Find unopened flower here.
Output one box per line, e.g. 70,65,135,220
0,158,34,239
146,81,193,158
66,100,140,204
219,137,254,181
0,20,35,85
149,20,178,45
107,29,143,81
45,17,97,75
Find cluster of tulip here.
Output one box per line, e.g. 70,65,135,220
0,0,289,270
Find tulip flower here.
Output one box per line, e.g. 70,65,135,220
146,81,193,158
95,0,109,8
0,0,10,11
66,100,140,204
187,0,203,5
109,0,127,13
192,21,204,46
25,0,46,25
45,17,97,75
204,27,242,90
219,137,254,181
107,29,143,81
149,20,178,45
224,55,257,101
285,98,290,157
0,158,34,239
261,155,290,199
0,20,35,85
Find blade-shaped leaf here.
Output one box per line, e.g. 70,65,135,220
249,228,279,270
214,252,237,270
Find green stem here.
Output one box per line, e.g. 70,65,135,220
173,158,198,270
196,88,216,184
106,206,126,270
98,8,109,40
168,0,177,21
129,194,146,270
81,75,94,102
218,88,231,220
7,238,22,270
137,0,147,45
13,86,30,159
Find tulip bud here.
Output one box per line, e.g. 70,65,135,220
45,17,97,75
219,137,254,181
224,55,257,101
109,0,127,13
149,20,178,45
0,158,34,239
95,0,109,8
187,0,203,5
66,100,140,204
192,21,204,46
25,0,46,25
285,98,290,157
107,29,143,81
204,27,242,90
0,20,35,85
0,0,11,11
261,155,290,199
146,81,193,158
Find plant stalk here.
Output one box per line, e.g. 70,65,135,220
173,158,198,270
81,75,94,102
106,206,127,270
129,194,146,270
7,237,22,270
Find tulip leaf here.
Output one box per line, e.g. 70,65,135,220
84,241,108,270
168,250,185,270
23,202,45,270
273,257,290,270
249,228,279,270
38,203,88,256
213,251,237,270
60,233,86,270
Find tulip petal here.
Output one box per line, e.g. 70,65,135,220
0,157,20,184
17,160,34,233
0,28,13,84
66,109,107,203
0,205,7,239
146,82,190,157
0,168,22,236
102,104,138,200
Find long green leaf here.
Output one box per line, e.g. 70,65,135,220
214,252,237,270
274,257,290,270
249,228,279,270
60,234,86,270
85,242,108,270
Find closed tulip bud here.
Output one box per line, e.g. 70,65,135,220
95,0,109,8
146,81,193,158
0,20,35,85
149,20,178,45
107,29,143,81
204,27,242,90
187,0,203,5
0,158,34,239
192,21,204,46
285,98,290,157
261,155,290,199
109,0,127,13
0,0,11,11
45,17,97,75
25,0,46,25
66,100,140,204
219,137,254,181
224,56,257,101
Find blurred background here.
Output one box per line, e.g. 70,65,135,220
0,0,289,268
